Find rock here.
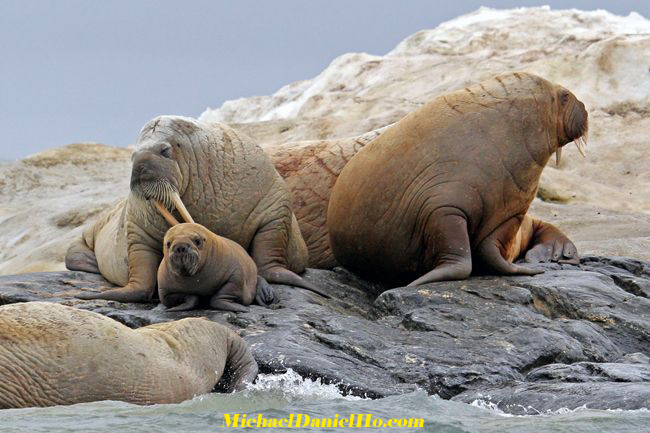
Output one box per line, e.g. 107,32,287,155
453,382,650,414
1,255,649,413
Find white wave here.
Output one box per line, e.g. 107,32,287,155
245,368,365,402
469,397,650,418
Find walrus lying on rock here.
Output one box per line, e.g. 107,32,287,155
328,72,587,286
0,302,258,408
157,222,274,312
66,115,327,302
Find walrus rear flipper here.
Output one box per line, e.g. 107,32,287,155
254,276,275,307
260,267,330,299
65,238,100,274
523,218,580,265
216,333,259,393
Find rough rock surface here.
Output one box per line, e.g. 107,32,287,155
1,255,648,413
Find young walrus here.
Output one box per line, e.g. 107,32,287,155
328,72,588,286
157,222,274,312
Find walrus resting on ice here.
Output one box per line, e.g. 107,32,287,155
0,302,257,408
328,72,588,286
157,222,274,312
66,115,327,302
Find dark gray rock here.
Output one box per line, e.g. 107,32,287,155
0,255,649,412
452,382,650,414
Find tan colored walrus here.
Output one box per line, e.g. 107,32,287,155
65,115,327,302
328,72,588,286
267,128,387,269
157,223,274,312
0,302,258,409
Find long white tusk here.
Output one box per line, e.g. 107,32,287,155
153,200,180,226
555,147,562,167
171,192,195,224
575,136,587,158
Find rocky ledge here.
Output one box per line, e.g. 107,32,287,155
1,255,649,414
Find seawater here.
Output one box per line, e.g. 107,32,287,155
1,370,649,433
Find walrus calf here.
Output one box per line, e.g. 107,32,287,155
0,302,258,408
328,72,588,286
157,223,274,312
66,115,327,302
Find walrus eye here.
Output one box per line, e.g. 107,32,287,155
193,237,203,247
560,92,570,105
166,241,171,249
160,145,172,159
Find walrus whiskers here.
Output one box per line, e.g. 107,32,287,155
575,135,587,158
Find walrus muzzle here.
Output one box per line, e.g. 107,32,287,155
130,152,195,225
556,99,588,166
169,246,201,277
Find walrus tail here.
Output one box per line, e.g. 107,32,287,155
259,267,330,299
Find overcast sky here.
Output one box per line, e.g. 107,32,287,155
1,0,648,160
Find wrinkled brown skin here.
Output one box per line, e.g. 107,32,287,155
328,72,587,286
157,223,266,313
67,115,325,302
267,128,387,269
0,302,258,409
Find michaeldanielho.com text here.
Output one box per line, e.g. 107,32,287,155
223,413,424,428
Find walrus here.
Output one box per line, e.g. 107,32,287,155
66,115,327,302
0,302,258,408
157,222,274,312
327,72,588,286
266,127,387,269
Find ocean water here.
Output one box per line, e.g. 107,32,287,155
1,370,649,433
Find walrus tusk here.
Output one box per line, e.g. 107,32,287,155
555,147,562,167
153,201,180,226
171,192,195,224
575,136,587,158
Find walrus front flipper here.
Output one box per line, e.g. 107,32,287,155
76,285,154,303
259,267,330,299
408,210,472,287
218,332,259,393
164,295,200,312
76,237,161,303
254,276,275,307
523,219,580,265
477,217,544,276
65,238,100,274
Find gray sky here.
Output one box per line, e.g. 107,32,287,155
1,1,648,160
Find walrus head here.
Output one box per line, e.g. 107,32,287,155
163,223,209,277
554,87,589,166
130,116,196,224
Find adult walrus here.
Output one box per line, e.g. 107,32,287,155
266,127,387,269
328,72,588,286
66,115,327,302
157,222,274,312
0,302,258,408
